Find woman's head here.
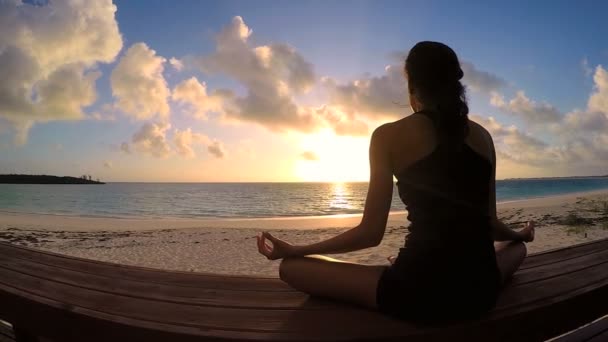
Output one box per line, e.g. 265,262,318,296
405,41,469,142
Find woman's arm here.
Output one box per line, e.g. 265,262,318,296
486,131,534,242
257,126,395,260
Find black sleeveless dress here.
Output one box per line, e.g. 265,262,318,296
376,111,501,321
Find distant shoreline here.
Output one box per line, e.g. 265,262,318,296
0,174,104,184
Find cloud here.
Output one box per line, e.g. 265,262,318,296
581,57,593,77
169,57,184,71
103,160,113,169
130,122,172,158
321,59,505,123
481,62,608,175
588,65,608,115
561,109,608,135
120,142,131,154
172,77,231,119
173,128,207,158
111,43,170,121
207,140,226,158
173,127,226,159
460,62,508,94
317,106,369,136
322,64,408,119
389,50,506,94
490,91,562,124
300,151,319,161
189,16,321,132
0,0,122,144
471,114,577,167
89,103,118,121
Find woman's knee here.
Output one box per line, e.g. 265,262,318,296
279,257,304,283
496,240,527,259
514,241,527,260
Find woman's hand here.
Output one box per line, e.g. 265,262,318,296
256,232,299,260
519,221,536,243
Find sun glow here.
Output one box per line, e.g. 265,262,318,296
294,130,371,182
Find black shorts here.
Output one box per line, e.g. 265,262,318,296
376,251,501,322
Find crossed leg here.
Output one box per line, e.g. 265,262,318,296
279,241,527,310
279,255,386,309
494,240,527,284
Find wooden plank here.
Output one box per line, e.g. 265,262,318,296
2,247,606,311
520,238,608,270
587,329,608,342
549,315,608,342
0,267,414,337
0,239,606,341
1,251,607,341
0,243,292,292
511,249,608,286
0,282,423,342
0,256,330,310
0,320,14,342
495,260,608,311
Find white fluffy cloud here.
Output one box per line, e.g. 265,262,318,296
491,91,562,124
471,115,578,168
173,128,226,159
130,122,172,158
323,64,408,119
0,0,122,144
111,43,170,121
460,62,507,94
317,106,369,136
190,16,320,132
172,77,231,119
588,65,608,115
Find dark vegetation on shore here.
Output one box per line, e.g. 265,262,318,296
0,174,104,184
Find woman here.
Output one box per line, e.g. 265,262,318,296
256,41,535,321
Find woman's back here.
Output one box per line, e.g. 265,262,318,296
393,110,493,247
375,111,501,320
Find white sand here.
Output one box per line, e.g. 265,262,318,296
1,190,608,276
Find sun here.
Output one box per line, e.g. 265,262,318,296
294,129,371,182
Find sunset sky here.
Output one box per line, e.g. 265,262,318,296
2,0,608,182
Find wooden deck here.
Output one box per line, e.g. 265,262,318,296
0,238,606,341
550,315,608,342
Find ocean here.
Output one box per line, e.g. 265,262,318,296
1,178,608,219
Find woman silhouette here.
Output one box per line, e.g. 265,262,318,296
257,41,535,321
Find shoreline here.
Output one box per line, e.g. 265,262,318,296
2,188,608,229
1,189,608,276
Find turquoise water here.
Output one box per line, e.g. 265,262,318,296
1,178,608,219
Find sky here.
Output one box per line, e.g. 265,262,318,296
2,0,608,182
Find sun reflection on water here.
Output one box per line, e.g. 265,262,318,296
329,182,352,210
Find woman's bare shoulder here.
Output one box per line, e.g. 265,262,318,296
467,119,495,162
376,113,435,142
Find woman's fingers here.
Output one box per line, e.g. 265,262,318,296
256,235,266,256
263,232,278,243
257,234,272,258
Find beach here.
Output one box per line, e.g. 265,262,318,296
1,189,608,277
